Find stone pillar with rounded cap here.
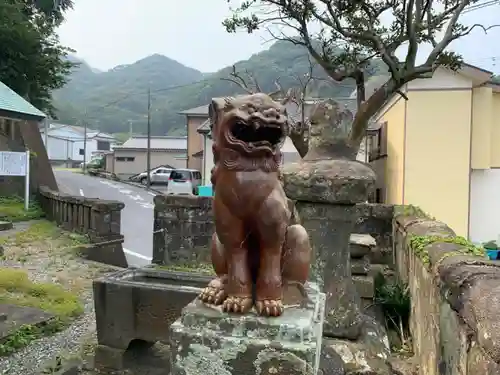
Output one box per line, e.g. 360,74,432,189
282,99,376,340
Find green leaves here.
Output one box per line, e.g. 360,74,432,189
0,0,74,116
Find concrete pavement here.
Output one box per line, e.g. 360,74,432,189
54,170,158,267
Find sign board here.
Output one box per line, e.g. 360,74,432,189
0,151,27,176
0,151,30,210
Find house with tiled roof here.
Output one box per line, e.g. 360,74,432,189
0,81,57,195
106,136,187,179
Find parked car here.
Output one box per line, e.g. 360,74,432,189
166,169,202,195
134,167,173,185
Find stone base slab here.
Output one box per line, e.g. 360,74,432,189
170,283,326,375
320,315,392,375
0,304,54,341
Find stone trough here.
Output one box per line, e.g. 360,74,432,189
92,267,212,371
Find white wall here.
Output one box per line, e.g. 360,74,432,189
42,127,98,163
469,169,500,243
406,67,473,90
203,137,214,185
71,139,97,162
43,135,73,161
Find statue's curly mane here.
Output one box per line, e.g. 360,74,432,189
209,94,288,175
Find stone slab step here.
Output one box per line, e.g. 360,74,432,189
0,221,13,231
353,275,374,299
351,256,370,275
350,233,376,258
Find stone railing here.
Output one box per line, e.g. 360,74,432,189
39,186,128,267
153,195,213,266
394,215,500,375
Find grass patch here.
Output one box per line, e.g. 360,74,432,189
0,268,83,355
374,273,412,355
0,321,63,356
0,268,83,318
0,220,89,250
0,196,44,222
53,167,82,173
155,263,215,275
0,221,59,248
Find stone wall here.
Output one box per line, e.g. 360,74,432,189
152,195,393,267
39,186,128,267
394,214,500,375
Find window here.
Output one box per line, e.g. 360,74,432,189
79,149,84,156
97,140,111,151
368,122,387,161
194,172,202,179
155,168,171,174
116,156,135,162
170,170,191,180
368,188,384,203
3,119,12,138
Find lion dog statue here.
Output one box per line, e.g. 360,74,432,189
198,93,312,317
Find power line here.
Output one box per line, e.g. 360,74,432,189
463,0,499,13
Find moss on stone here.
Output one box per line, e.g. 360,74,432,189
155,263,215,275
409,235,486,266
394,204,433,219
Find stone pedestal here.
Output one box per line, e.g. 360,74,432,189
350,234,376,311
283,159,376,340
170,283,325,375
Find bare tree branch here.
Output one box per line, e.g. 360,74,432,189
223,0,499,154
220,65,255,94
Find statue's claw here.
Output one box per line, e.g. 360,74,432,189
199,278,227,305
222,295,253,314
255,299,284,317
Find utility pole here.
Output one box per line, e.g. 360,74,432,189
128,120,133,139
83,119,87,174
146,87,151,188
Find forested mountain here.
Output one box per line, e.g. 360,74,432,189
53,41,385,136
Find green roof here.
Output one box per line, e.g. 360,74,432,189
0,81,46,118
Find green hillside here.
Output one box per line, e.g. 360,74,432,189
53,41,385,136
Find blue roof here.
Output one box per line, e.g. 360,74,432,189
0,81,46,118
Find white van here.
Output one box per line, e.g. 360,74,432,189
166,169,202,195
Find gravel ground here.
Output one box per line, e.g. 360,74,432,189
0,220,119,375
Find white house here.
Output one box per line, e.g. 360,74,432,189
41,123,118,167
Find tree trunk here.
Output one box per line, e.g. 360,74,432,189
348,77,403,151
289,129,308,158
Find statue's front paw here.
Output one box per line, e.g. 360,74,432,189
199,278,227,305
255,299,284,317
222,295,253,314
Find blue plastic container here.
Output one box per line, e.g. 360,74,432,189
486,249,500,260
197,185,213,197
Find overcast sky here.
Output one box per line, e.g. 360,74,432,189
57,0,500,74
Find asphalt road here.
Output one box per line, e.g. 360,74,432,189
54,170,158,267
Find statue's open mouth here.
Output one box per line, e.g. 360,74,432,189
229,120,284,149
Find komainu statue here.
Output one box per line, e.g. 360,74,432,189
199,93,312,317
